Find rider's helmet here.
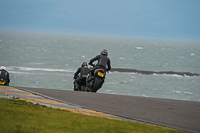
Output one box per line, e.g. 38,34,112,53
81,62,88,68
100,49,108,56
0,66,6,70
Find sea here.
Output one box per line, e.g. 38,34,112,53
0,31,200,102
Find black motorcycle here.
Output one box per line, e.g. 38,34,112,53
86,65,107,92
73,75,87,91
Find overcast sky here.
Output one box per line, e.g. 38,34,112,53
0,0,200,41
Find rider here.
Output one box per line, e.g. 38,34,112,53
73,62,90,91
88,49,111,75
0,66,10,86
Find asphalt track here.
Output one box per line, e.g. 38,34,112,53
16,87,200,133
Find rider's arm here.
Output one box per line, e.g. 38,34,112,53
89,55,99,65
74,68,81,79
7,72,10,83
107,58,111,71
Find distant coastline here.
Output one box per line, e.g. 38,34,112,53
110,68,200,77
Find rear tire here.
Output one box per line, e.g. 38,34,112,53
91,77,101,92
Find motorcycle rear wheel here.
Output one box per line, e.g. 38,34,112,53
91,77,101,92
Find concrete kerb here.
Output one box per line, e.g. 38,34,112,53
0,86,121,119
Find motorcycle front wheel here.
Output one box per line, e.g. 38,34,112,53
81,86,86,91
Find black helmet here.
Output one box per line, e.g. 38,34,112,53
81,62,88,67
100,49,108,56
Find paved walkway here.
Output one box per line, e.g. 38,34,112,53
1,86,200,132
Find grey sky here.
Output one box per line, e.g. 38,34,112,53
0,0,200,41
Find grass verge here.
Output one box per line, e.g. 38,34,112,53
0,98,187,133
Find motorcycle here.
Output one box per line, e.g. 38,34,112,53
0,77,6,86
86,65,107,92
73,75,87,91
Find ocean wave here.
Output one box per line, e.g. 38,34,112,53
8,67,200,77
8,66,75,73
8,70,31,75
136,47,143,50
110,68,200,77
184,92,193,95
106,90,113,92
